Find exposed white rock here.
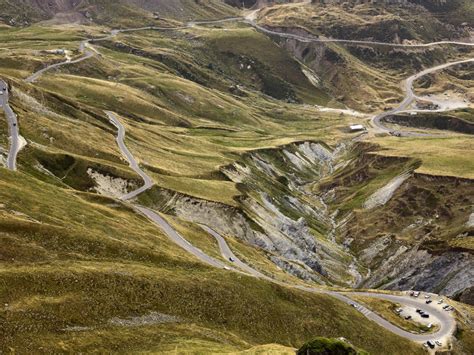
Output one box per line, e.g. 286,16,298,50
109,312,180,327
363,171,411,209
467,212,474,228
87,168,130,199
301,67,320,87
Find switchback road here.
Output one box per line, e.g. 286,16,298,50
105,111,154,200
371,58,474,136
104,110,457,345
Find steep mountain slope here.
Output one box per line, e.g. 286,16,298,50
0,0,473,352
0,0,238,26
0,16,429,353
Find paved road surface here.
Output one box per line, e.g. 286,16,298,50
0,80,20,170
371,58,474,136
25,18,240,83
199,224,271,279
105,111,154,200
103,97,457,344
17,12,464,344
105,112,231,270
134,206,230,270
249,22,474,48
201,223,456,343
25,50,95,83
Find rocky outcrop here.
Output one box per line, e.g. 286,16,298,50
147,141,364,285
145,140,473,302
344,172,474,303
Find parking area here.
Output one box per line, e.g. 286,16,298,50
405,291,455,351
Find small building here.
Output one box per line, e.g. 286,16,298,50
349,124,366,132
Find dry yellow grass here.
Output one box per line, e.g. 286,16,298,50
372,136,474,179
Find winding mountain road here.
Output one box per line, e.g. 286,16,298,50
371,58,474,136
25,18,242,83
249,21,474,48
23,12,474,85
105,111,154,200
25,50,95,83
105,109,457,345
201,224,456,343
16,10,468,346
105,111,233,270
0,80,21,170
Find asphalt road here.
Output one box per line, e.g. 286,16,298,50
105,112,231,270
249,21,474,48
105,111,154,200
16,12,466,345
134,206,230,270
371,58,474,136
103,92,457,344
201,223,456,343
0,79,20,170
199,224,271,279
25,50,95,83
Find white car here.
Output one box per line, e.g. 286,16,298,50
437,299,443,304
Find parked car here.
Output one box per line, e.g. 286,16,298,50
421,313,430,318
426,300,432,304
228,257,235,262
437,299,443,304
426,341,435,349
405,315,412,320
435,341,442,347
427,323,433,329
416,309,422,313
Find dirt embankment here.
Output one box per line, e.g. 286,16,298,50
383,113,474,134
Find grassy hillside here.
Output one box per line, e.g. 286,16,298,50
257,2,462,42
0,0,238,27
0,1,472,352
0,169,425,354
